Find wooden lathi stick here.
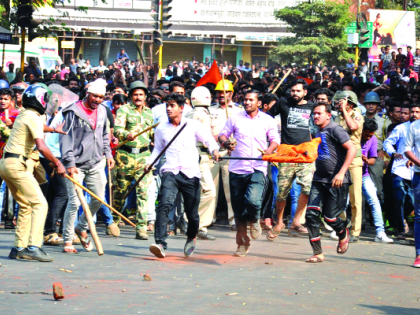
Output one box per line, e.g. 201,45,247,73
271,68,292,95
64,172,136,228
112,122,159,151
70,173,104,256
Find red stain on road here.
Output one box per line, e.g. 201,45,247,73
389,274,410,279
143,254,236,266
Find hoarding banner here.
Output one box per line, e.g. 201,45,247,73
368,9,416,62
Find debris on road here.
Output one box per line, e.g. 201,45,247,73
143,274,152,281
53,283,65,300
226,292,238,296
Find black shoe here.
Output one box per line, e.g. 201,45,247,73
197,231,216,240
149,244,165,258
20,248,54,262
184,238,196,257
4,219,15,230
9,247,24,260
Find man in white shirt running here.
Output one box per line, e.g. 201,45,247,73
148,93,220,259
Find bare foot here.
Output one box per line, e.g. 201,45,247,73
305,254,324,263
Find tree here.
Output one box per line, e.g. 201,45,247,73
0,0,104,36
269,0,353,66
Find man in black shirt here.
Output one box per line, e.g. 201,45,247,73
305,103,356,263
267,79,315,240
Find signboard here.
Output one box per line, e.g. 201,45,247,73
359,22,373,48
368,10,416,61
62,41,75,49
0,26,13,44
345,21,357,34
345,21,373,48
170,0,299,24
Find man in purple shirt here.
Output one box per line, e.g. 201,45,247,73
219,90,280,257
361,119,393,243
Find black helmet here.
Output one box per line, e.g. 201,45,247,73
22,84,52,115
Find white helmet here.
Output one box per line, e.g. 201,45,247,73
191,86,211,107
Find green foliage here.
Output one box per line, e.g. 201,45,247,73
1,0,105,37
269,0,353,66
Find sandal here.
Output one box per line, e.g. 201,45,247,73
337,228,350,255
44,233,64,246
266,224,285,241
74,229,93,252
167,230,175,236
63,246,78,254
305,255,324,263
73,234,81,245
288,225,308,237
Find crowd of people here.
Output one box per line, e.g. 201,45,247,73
0,48,419,268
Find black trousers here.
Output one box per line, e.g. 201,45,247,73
306,182,349,255
40,158,68,235
155,172,201,249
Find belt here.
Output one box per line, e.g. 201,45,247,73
119,145,149,155
4,152,28,161
415,172,420,176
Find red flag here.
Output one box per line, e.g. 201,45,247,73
297,76,314,85
197,60,222,87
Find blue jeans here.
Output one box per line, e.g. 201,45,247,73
271,165,278,217
230,171,265,245
412,173,420,256
96,165,114,226
362,175,384,233
289,179,302,227
392,174,415,233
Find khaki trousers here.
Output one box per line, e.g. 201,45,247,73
26,151,48,185
0,157,48,248
210,154,234,223
198,154,216,232
349,157,363,236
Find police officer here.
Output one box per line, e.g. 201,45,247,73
0,85,66,261
113,81,154,240
209,79,243,230
363,91,386,201
333,90,364,242
185,86,218,240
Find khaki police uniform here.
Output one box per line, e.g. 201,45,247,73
0,108,47,248
335,109,364,237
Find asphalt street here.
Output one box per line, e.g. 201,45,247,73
0,223,419,315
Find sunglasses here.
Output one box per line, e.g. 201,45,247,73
159,86,169,90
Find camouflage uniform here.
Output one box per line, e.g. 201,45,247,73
113,101,154,233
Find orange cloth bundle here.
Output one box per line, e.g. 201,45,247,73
262,138,322,164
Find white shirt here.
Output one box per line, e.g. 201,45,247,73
384,121,413,180
96,65,107,71
403,119,420,173
152,103,193,125
148,118,219,178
